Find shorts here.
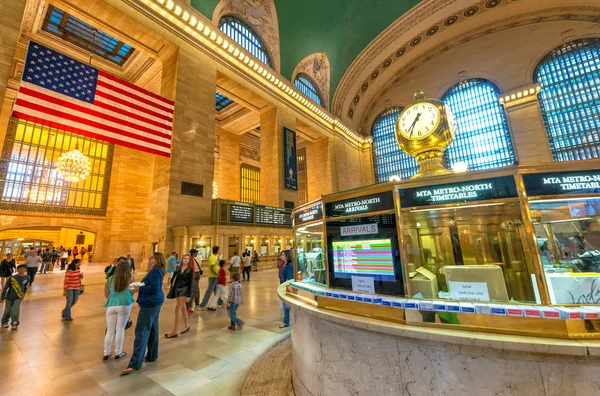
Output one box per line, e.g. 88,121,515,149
175,287,189,298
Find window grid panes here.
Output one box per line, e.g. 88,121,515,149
216,92,233,111
535,38,600,161
218,16,272,67
371,107,418,182
240,164,260,204
0,118,113,216
297,147,308,204
42,5,134,66
442,79,515,171
294,74,324,107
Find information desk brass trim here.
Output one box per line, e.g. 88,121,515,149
316,296,407,325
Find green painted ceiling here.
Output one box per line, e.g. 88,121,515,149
190,0,421,103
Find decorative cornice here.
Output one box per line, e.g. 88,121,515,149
127,0,368,147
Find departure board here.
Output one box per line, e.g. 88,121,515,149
230,204,254,223
256,206,292,226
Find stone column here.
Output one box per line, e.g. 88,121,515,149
260,107,298,207
150,44,217,254
306,137,334,201
502,85,553,164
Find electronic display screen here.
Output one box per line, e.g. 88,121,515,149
332,239,395,279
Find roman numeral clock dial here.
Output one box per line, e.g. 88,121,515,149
398,102,441,141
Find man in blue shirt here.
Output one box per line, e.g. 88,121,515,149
166,251,178,287
1,264,31,330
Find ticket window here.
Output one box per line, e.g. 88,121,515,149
402,202,536,303
530,197,600,304
273,236,282,255
192,238,212,260
295,222,324,284
260,237,269,256
245,236,255,254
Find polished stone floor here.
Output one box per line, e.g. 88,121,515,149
0,261,290,396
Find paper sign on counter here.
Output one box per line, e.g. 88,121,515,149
351,276,375,294
448,281,490,302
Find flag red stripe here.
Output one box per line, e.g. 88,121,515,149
98,71,174,107
93,99,171,131
15,98,172,149
95,89,173,124
96,79,174,114
18,86,172,141
13,111,170,157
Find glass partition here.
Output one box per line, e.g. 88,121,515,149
530,197,600,304
295,222,324,285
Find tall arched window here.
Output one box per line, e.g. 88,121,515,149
535,38,600,161
442,79,515,171
294,73,324,107
218,15,272,67
371,107,418,182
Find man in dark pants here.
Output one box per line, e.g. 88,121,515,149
126,253,135,274
185,249,202,313
24,250,41,285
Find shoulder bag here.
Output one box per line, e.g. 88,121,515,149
167,271,178,299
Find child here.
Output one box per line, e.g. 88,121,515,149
1,264,31,330
227,272,244,330
208,260,228,311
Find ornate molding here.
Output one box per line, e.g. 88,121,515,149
292,52,330,109
239,143,260,161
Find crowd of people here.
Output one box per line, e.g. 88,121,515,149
0,245,296,377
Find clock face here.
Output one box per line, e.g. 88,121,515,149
398,102,441,141
445,105,457,135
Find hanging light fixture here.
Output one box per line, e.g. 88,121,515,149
56,143,91,183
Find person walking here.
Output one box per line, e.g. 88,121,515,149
164,254,193,338
40,248,52,274
227,273,244,330
24,250,41,285
72,246,79,260
103,262,136,360
1,264,31,330
252,251,259,272
126,253,136,274
0,253,16,290
60,249,68,270
208,260,227,311
120,252,165,376
279,250,294,329
62,259,83,321
166,251,177,288
67,247,72,260
229,251,241,283
242,252,251,281
198,246,222,311
185,249,202,313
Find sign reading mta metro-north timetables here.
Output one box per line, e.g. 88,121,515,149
523,170,600,197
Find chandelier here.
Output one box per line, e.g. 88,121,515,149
56,144,91,183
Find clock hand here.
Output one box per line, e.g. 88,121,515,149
408,113,421,137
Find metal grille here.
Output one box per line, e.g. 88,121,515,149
240,163,260,204
371,107,418,182
442,79,515,171
294,74,324,107
216,92,233,111
42,5,134,66
535,38,600,161
0,118,113,216
297,147,308,204
218,16,272,67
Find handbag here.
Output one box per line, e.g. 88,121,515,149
193,258,203,279
167,273,178,299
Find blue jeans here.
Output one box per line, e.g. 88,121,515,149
128,304,162,370
199,277,222,308
62,289,80,319
283,303,291,326
1,298,22,324
228,303,241,327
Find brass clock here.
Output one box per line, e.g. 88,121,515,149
395,91,457,179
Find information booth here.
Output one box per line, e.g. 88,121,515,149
289,161,600,338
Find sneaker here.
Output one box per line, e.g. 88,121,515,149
237,320,245,330
197,307,206,311
218,304,224,308
207,307,216,311
2,324,8,328
10,322,18,330
115,352,127,360
227,326,236,331
187,309,194,315
63,318,73,322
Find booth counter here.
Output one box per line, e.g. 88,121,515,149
288,161,600,339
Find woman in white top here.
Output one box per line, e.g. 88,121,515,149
229,252,241,282
60,249,68,270
242,252,251,281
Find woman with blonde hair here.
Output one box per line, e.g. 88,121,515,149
103,262,136,360
165,254,193,338
121,252,165,376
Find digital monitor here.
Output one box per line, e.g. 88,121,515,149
332,239,395,280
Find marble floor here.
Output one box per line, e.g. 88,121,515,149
0,261,290,396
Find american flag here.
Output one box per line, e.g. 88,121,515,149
12,42,173,157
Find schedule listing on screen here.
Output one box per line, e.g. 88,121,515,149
332,239,395,279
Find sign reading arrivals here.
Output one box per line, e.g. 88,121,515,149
399,176,518,207
326,191,395,218
523,170,600,197
283,127,298,191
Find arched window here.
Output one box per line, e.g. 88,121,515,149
294,74,324,107
535,38,600,161
371,107,418,182
218,15,272,67
442,79,515,171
